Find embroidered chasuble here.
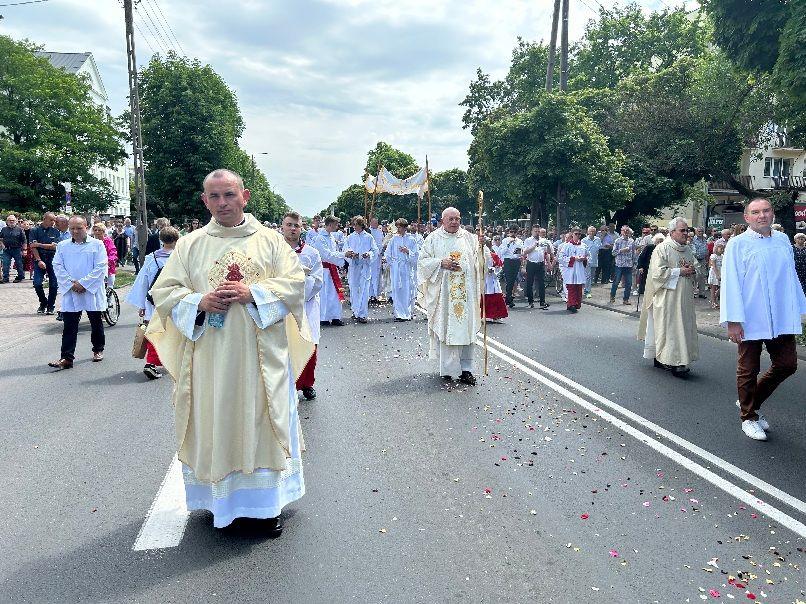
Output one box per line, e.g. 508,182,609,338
637,238,699,366
146,214,314,483
417,227,484,358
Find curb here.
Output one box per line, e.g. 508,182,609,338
582,299,806,362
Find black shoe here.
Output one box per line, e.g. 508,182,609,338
55,311,63,321
331,319,345,326
302,387,316,400
528,302,534,308
653,358,667,370
0,280,8,284
394,317,406,322
507,303,515,309
356,317,367,324
540,303,550,310
320,320,331,326
265,515,283,538
671,365,690,378
459,371,477,386
567,306,577,313
441,375,454,382
13,277,23,282
37,305,46,314
45,307,55,315
143,364,162,380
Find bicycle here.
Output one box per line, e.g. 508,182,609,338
102,283,120,326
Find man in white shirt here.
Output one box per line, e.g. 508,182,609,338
48,216,108,369
522,225,553,309
499,227,524,308
305,215,322,245
310,216,347,326
721,198,806,441
345,216,378,323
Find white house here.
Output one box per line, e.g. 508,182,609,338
35,51,131,217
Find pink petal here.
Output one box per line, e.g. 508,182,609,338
709,589,721,598
609,549,619,557
580,513,589,520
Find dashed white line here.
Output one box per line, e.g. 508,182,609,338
132,456,189,551
478,335,806,538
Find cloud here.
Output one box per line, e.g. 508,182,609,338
1,0,691,215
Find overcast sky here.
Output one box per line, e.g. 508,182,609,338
1,0,689,216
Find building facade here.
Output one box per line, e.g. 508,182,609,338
36,51,131,218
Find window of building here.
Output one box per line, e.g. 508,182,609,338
763,157,793,178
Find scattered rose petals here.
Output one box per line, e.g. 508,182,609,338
750,513,758,519
609,549,619,558
709,589,721,598
580,513,589,520
684,488,694,493
483,487,492,494
746,593,756,600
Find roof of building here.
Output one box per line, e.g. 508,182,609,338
34,51,92,74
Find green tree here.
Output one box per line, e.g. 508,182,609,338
571,4,708,90
430,168,474,219
138,53,245,221
0,35,126,213
228,149,288,222
469,94,632,226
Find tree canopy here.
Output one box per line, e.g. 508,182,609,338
0,35,126,213
137,53,286,222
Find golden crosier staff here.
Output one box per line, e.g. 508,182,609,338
477,190,488,375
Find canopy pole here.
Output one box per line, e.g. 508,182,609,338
369,164,382,222
477,190,488,376
363,169,369,218
425,155,432,227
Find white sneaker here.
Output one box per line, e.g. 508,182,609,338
736,400,770,431
741,420,767,441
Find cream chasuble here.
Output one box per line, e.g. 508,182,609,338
417,227,483,358
146,215,314,483
637,238,699,366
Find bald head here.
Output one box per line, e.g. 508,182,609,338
68,215,88,242
442,207,461,233
744,197,774,235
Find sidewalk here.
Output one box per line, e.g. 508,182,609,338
0,273,133,351
579,277,806,359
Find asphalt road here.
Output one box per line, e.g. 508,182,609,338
0,299,803,603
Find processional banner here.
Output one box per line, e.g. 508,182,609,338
364,167,429,199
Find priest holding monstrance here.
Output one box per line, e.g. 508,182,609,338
417,207,484,386
146,169,314,533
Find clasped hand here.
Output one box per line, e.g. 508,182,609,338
71,281,86,293
199,280,253,313
441,257,461,271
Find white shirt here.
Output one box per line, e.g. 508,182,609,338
53,237,108,312
720,229,806,340
523,236,553,263
499,237,524,260
297,243,324,343
305,228,321,244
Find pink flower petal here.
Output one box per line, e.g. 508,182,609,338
580,513,589,520
609,549,619,558
709,589,721,598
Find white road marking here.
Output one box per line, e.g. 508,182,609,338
482,335,806,517
132,456,189,551
478,336,806,538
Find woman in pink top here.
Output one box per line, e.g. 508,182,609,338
91,223,117,288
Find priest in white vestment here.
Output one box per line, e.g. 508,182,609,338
385,218,418,321
310,216,346,326
147,169,314,532
637,217,699,377
417,207,483,385
282,211,323,401
345,215,378,324
720,198,806,441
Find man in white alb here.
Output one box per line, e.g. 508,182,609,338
417,207,484,386
368,217,384,302
385,218,418,321
721,198,806,441
310,216,347,326
345,216,378,324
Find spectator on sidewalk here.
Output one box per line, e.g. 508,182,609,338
92,223,118,289
1,214,27,283
581,226,601,298
597,224,616,284
112,220,128,268
21,219,34,279
48,216,108,370
30,212,61,314
638,218,698,378
708,242,725,309
636,233,664,296
691,227,709,298
794,233,806,295
145,218,170,254
125,226,179,380
610,225,635,305
522,225,553,310
721,198,806,441
499,227,524,308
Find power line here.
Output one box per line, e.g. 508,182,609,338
146,0,186,56
134,2,176,53
134,2,172,55
133,19,158,54
0,0,50,6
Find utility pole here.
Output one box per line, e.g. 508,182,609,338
545,0,561,93
124,0,148,265
560,0,569,92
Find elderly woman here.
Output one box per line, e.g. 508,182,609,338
794,233,806,295
91,222,117,289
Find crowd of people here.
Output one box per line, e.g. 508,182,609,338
1,171,805,535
